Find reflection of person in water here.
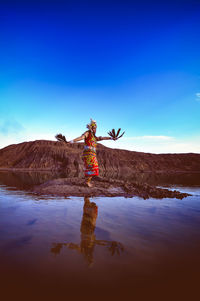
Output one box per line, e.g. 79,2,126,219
80,196,98,265
51,197,124,267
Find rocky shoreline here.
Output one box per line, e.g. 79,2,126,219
33,177,191,199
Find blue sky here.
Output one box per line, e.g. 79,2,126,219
0,0,200,153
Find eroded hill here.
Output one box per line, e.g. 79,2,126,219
0,140,200,175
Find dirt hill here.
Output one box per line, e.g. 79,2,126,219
0,140,200,175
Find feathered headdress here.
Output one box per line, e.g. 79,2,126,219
86,118,97,129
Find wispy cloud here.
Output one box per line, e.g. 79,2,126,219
124,135,174,141
0,120,24,135
195,92,200,101
0,131,55,149
102,135,200,154
0,125,79,149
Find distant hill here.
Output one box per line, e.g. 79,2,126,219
0,140,200,175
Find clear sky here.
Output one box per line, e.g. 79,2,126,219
0,0,200,153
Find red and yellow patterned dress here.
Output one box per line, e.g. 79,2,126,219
82,131,99,177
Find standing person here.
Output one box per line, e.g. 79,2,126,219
68,119,115,187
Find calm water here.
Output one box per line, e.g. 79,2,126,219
0,171,200,299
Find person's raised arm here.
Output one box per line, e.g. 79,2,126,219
97,136,116,141
69,131,89,143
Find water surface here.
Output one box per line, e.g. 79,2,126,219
0,171,200,299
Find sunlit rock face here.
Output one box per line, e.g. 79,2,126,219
0,140,200,174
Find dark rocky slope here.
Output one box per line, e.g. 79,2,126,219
0,140,200,175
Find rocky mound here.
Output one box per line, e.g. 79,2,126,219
33,177,190,199
0,140,200,175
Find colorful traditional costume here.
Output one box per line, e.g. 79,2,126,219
82,120,99,177
55,118,123,184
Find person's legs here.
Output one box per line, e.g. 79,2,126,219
86,176,92,187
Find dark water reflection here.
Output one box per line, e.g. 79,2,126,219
0,170,61,190
0,170,200,191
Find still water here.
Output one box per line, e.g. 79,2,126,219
0,171,200,298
